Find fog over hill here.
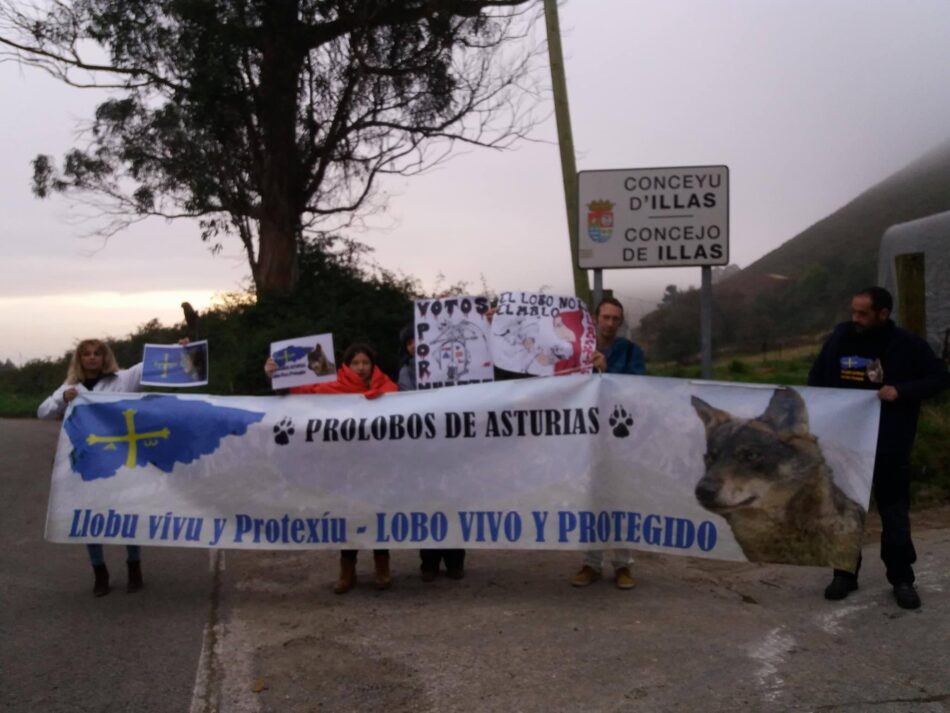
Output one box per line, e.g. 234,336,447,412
730,138,950,288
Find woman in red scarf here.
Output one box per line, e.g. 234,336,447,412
265,343,398,594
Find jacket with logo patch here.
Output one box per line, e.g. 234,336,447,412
808,320,948,456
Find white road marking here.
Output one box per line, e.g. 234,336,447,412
747,626,795,703
815,602,870,636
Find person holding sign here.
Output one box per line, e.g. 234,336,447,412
38,339,148,596
265,343,398,593
571,298,646,590
397,325,418,391
397,326,467,581
809,287,949,609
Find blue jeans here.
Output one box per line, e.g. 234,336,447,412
86,544,141,567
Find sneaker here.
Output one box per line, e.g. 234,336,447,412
824,574,858,600
571,565,600,587
614,567,635,590
893,582,921,610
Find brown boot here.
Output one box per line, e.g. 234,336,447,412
334,556,357,594
373,553,392,590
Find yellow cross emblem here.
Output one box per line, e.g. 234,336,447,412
86,409,171,468
153,352,174,379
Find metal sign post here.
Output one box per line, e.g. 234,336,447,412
701,266,713,378
593,269,603,308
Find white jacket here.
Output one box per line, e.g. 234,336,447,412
36,363,144,420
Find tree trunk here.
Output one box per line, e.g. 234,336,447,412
256,206,299,296
254,0,304,297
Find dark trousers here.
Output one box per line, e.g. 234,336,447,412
420,549,466,572
834,452,916,585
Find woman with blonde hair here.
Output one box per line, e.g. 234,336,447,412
38,338,146,596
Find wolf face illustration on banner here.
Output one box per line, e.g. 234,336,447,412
691,388,865,570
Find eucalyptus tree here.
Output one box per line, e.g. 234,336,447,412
1,0,541,295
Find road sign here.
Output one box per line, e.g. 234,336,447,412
577,165,729,269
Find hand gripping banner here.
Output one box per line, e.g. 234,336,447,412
46,376,880,570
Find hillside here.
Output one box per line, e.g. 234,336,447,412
730,138,950,288
638,139,950,360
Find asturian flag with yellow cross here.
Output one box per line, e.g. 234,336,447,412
141,341,209,386
63,394,264,480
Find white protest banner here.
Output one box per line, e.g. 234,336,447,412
490,291,596,376
414,296,494,388
141,341,209,387
269,334,337,390
47,377,878,570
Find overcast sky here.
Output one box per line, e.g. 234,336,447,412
3,0,950,363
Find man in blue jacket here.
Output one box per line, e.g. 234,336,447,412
571,297,646,590
808,286,948,609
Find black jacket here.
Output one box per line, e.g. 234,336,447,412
808,320,948,457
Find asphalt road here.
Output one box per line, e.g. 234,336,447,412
2,418,949,713
0,419,211,713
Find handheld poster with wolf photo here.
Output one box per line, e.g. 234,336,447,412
490,291,597,377
269,334,337,390
414,296,494,388
141,341,209,387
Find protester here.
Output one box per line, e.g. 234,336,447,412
396,325,467,581
38,338,147,597
265,342,398,593
571,297,646,590
808,286,948,609
397,325,417,392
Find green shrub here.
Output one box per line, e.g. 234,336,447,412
728,359,749,375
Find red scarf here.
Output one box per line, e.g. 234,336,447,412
290,364,398,399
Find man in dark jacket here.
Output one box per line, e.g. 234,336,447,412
808,286,948,609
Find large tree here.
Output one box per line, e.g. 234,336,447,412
1,0,541,295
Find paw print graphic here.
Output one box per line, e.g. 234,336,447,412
609,405,633,438
273,417,295,446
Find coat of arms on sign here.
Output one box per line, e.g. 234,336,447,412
587,200,614,243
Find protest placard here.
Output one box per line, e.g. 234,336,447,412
414,296,493,388
269,334,337,390
490,292,596,376
141,341,209,387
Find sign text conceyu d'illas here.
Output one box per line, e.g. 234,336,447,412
577,165,729,269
